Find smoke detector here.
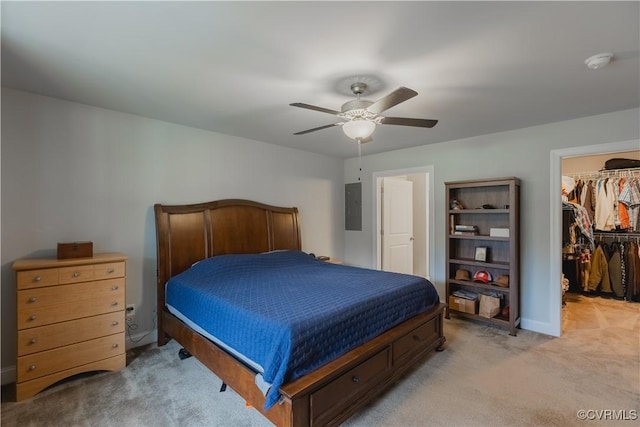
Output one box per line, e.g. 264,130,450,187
584,53,614,70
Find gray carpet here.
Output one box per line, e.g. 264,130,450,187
2,294,639,426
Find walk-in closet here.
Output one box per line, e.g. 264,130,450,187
561,151,640,333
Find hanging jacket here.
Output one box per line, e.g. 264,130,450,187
588,244,611,292
608,243,623,297
626,242,640,301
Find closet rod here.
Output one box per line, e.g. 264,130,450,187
593,231,640,241
566,167,640,180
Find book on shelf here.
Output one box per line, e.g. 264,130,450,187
455,224,478,231
453,230,479,235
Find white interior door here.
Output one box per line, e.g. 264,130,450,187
382,177,413,274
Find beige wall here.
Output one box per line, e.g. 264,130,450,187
562,150,640,174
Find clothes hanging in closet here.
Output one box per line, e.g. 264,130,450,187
571,176,640,232
586,237,640,302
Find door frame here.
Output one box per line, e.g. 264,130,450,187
372,165,434,279
549,139,639,337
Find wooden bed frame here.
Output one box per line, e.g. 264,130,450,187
155,199,446,427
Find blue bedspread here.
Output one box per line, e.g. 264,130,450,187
166,250,440,409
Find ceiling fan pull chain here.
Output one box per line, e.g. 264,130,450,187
357,141,362,181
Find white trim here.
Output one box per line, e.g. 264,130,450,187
125,328,158,350
372,165,435,278
1,365,16,386
550,139,640,337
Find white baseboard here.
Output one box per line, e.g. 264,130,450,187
1,329,158,386
125,328,158,350
1,365,16,386
520,318,558,337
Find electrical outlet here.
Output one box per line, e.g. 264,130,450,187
126,304,135,319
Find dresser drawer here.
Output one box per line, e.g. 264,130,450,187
310,348,391,426
58,265,95,284
17,332,125,382
17,269,59,290
94,261,125,280
18,312,125,356
392,316,439,363
17,278,124,310
18,291,125,329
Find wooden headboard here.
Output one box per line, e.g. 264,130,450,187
154,198,301,284
154,198,301,347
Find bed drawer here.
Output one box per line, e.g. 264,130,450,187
17,312,125,356
392,315,439,363
310,347,391,426
17,332,125,382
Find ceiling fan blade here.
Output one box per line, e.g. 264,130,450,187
293,123,340,135
290,103,341,116
380,117,438,128
367,87,418,114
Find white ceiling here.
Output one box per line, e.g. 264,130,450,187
2,1,639,158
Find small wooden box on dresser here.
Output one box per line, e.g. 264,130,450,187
445,177,520,335
12,252,127,401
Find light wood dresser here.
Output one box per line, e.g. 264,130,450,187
13,252,127,401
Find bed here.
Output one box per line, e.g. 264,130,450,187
155,199,446,427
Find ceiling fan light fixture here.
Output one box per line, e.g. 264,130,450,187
584,52,614,70
342,119,376,141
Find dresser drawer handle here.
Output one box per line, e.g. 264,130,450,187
352,375,360,384
28,364,36,371
29,297,37,303
73,272,80,278
111,285,119,290
29,315,37,321
29,338,37,345
111,302,118,307
112,344,119,349
413,334,421,341
111,321,119,326
107,268,115,274
34,276,42,282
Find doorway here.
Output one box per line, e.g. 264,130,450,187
550,139,639,336
373,166,434,279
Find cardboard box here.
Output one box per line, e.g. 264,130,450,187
57,241,93,259
490,227,510,237
449,296,478,314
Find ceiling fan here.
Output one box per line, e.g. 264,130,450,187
290,82,438,143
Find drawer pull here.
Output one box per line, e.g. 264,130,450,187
111,285,119,290
413,334,421,341
111,302,118,307
29,297,37,303
111,321,119,326
34,276,42,282
73,272,80,278
29,315,37,321
107,268,115,274
112,344,119,349
29,338,37,345
352,375,360,384
28,364,36,371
